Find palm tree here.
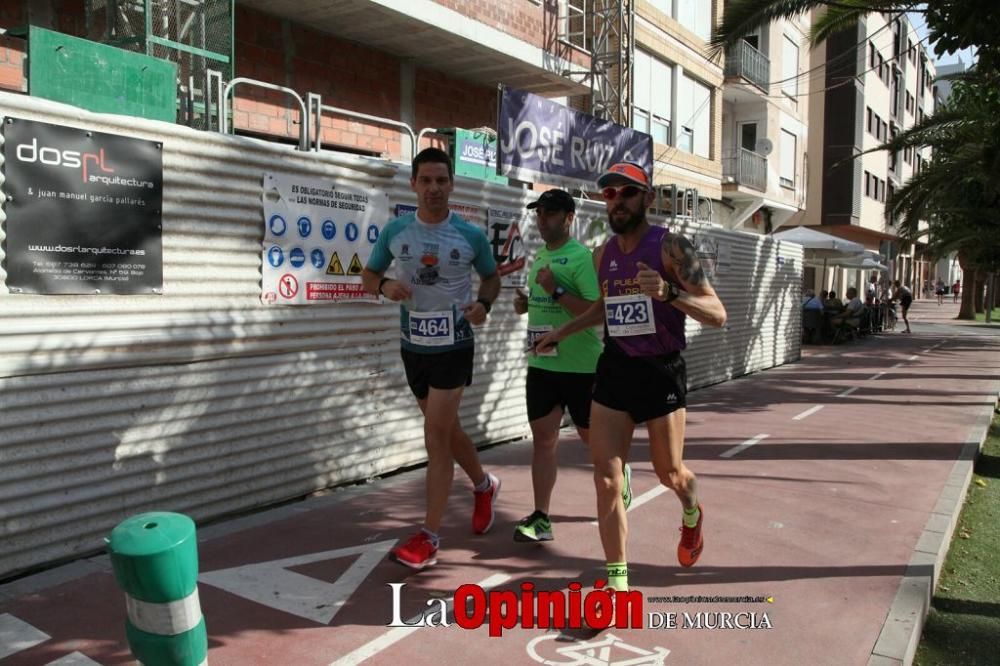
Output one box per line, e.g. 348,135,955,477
713,2,1000,320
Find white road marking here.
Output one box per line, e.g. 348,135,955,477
908,355,919,361
590,485,668,525
0,613,50,660
792,405,824,421
200,540,396,624
869,372,886,380
720,434,770,459
329,573,511,665
837,387,859,398
46,653,103,665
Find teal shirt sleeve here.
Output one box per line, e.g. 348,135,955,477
454,218,497,277
473,232,498,277
366,217,403,273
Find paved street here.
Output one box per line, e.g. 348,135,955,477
1,300,997,666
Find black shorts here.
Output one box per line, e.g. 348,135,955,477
593,346,687,423
400,346,474,400
526,367,596,428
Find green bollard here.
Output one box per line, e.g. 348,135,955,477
107,512,208,666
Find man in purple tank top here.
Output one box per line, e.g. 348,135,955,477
534,162,727,594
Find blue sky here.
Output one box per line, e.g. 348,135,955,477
907,10,977,68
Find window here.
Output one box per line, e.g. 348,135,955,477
904,146,912,164
676,0,712,41
869,42,876,68
905,91,914,114
867,107,874,134
891,70,900,116
678,74,711,158
782,35,799,97
879,178,886,203
908,38,915,64
864,170,872,197
633,50,673,145
780,129,796,188
740,122,758,152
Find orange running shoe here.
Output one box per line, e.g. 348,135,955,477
677,504,704,567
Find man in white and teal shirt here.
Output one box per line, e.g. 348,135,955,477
513,189,631,543
362,148,501,570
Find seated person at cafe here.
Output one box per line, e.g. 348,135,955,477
802,289,824,310
824,290,844,311
831,287,864,327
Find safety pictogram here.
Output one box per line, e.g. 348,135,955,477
347,253,364,275
326,252,345,276
278,273,299,299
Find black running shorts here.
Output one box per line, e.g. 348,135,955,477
400,346,474,400
592,346,687,423
525,367,596,428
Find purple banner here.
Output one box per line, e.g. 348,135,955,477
497,86,653,189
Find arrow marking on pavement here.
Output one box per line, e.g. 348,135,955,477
720,434,770,458
0,613,50,660
329,573,511,665
793,405,824,421
199,540,397,624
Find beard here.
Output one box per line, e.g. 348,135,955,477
608,207,645,234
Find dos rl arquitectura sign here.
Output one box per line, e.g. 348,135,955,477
496,85,653,189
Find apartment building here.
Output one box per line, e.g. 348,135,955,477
630,0,724,212
800,12,936,293
719,11,812,233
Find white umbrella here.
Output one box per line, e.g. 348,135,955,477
773,226,866,288
772,226,866,258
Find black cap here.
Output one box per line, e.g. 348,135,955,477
526,189,575,213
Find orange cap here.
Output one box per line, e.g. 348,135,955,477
596,162,652,189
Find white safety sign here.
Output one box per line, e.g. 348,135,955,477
261,173,390,305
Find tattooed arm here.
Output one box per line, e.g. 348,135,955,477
658,231,727,328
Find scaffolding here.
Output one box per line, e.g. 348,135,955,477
85,0,233,127
561,0,633,125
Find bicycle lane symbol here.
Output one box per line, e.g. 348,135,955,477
278,273,299,299
526,633,670,666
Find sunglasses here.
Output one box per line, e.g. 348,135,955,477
601,184,647,200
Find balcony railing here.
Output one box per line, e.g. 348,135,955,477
723,148,768,191
725,40,770,91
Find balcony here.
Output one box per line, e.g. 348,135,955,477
725,40,770,92
723,148,768,192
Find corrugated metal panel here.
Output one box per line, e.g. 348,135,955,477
0,92,801,578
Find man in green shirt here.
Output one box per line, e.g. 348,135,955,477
513,189,631,542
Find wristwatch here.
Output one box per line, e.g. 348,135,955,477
663,282,680,303
552,286,567,301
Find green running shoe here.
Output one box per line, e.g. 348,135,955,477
622,463,633,510
513,510,553,542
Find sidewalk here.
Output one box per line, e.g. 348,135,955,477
1,300,997,666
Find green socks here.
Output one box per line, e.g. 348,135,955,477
683,505,701,528
606,562,628,591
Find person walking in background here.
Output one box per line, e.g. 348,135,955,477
894,280,913,334
953,280,961,303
